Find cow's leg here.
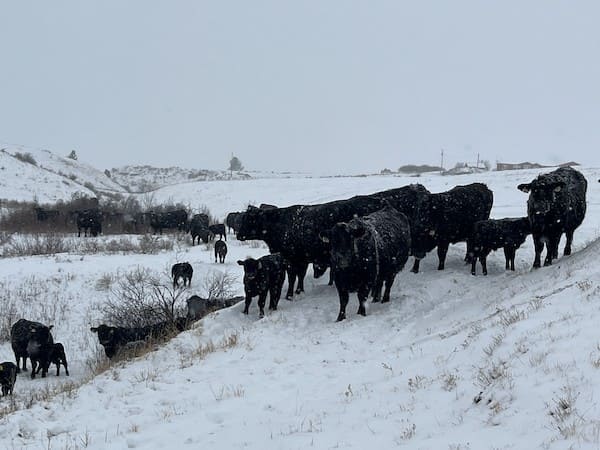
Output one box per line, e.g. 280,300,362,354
336,289,349,322
481,255,488,276
411,258,421,274
327,268,334,286
294,262,308,295
285,267,297,300
437,242,449,270
471,255,477,275
77,227,81,237
357,286,369,316
381,274,396,303
544,237,557,266
533,235,543,268
503,247,510,270
30,361,37,379
268,285,279,311
564,229,574,256
371,278,384,302
257,292,267,318
242,294,252,314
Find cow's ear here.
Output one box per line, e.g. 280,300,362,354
90,327,98,333
553,181,566,193
48,325,54,331
349,222,366,238
319,231,330,243
517,183,531,193
237,260,245,266
30,327,36,332
258,261,263,270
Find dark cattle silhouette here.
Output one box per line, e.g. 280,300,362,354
172,262,193,288
214,240,227,263
149,209,188,234
238,254,286,317
10,319,54,376
44,343,69,377
320,205,411,321
76,209,102,237
208,224,227,241
468,217,531,275
189,213,210,245
518,167,587,268
237,185,430,300
186,295,243,321
409,183,493,273
90,321,187,359
225,212,242,234
0,362,17,396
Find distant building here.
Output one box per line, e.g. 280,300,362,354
496,162,546,171
496,161,579,171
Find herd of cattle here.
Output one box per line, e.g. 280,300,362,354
0,167,591,398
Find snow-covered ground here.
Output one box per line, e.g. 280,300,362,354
1,166,600,449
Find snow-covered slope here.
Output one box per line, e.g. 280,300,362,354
1,167,600,449
0,146,125,202
109,165,252,193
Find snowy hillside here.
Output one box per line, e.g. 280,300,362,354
0,146,125,203
1,167,600,449
108,165,252,193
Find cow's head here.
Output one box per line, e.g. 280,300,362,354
30,324,53,345
518,177,565,225
237,258,262,283
321,221,367,269
236,206,268,241
90,325,118,358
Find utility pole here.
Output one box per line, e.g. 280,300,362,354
476,153,480,168
440,148,444,172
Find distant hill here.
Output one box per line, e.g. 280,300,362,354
0,147,124,203
108,165,251,193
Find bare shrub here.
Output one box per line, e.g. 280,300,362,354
0,276,72,344
102,267,187,328
138,235,174,254
13,151,37,165
200,270,237,300
2,233,68,257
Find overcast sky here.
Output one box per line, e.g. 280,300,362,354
1,2,599,174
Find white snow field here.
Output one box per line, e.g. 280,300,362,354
1,166,600,449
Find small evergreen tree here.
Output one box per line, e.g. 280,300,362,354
67,150,78,160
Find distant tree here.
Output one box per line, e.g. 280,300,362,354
482,160,492,171
67,150,78,160
104,169,111,178
228,156,243,172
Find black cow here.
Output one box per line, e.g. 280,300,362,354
186,295,243,321
320,205,411,321
10,319,54,376
226,212,242,234
237,254,286,317
189,213,210,245
214,240,227,263
209,224,227,241
237,195,386,300
518,167,587,268
76,209,103,237
46,343,69,377
172,262,193,288
468,217,531,275
90,321,184,359
0,362,17,396
149,209,188,234
409,183,493,273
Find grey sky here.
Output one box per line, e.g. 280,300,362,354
1,1,599,174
